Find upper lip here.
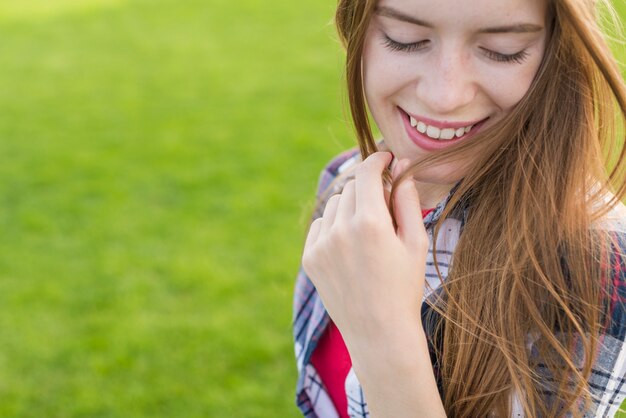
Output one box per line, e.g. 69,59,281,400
400,107,487,129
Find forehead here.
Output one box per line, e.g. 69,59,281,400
375,0,548,29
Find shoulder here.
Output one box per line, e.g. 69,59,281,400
314,147,361,197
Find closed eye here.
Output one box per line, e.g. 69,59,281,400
480,47,529,64
382,33,530,65
382,35,429,53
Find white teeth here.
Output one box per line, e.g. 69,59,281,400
440,128,455,140
408,113,477,140
426,126,441,139
407,115,474,141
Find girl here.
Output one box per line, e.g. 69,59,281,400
293,0,626,416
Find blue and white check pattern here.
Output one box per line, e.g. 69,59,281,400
293,149,626,417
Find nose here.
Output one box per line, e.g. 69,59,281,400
415,47,476,115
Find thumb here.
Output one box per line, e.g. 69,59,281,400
393,160,427,250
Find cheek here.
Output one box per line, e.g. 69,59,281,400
363,35,412,105
364,59,415,117
481,72,535,110
362,33,382,93
480,57,544,110
364,62,397,119
364,52,393,94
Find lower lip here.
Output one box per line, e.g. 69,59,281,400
399,108,487,152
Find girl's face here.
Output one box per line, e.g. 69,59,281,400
363,0,549,185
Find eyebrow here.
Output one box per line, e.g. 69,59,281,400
375,6,544,34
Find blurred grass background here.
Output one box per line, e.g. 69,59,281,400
0,0,624,417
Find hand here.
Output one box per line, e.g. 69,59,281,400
302,152,429,348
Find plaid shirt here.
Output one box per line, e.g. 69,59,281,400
293,149,626,417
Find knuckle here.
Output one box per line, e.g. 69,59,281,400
322,195,340,215
343,179,356,191
354,213,381,233
301,251,312,271
308,217,322,232
329,223,350,243
326,194,341,207
301,248,319,274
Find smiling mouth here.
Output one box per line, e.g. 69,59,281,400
409,116,475,140
400,108,489,142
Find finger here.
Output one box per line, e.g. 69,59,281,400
320,194,341,235
390,158,410,226
393,162,428,250
336,180,356,221
355,152,393,214
304,217,322,250
392,157,407,180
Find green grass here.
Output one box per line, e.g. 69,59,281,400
0,0,624,417
0,0,351,416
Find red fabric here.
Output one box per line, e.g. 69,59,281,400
310,322,352,418
310,207,434,417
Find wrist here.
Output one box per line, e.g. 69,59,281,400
344,314,425,361
347,324,446,418
348,322,429,379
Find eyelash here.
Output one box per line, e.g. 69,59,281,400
480,48,529,64
382,36,429,53
382,35,529,64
